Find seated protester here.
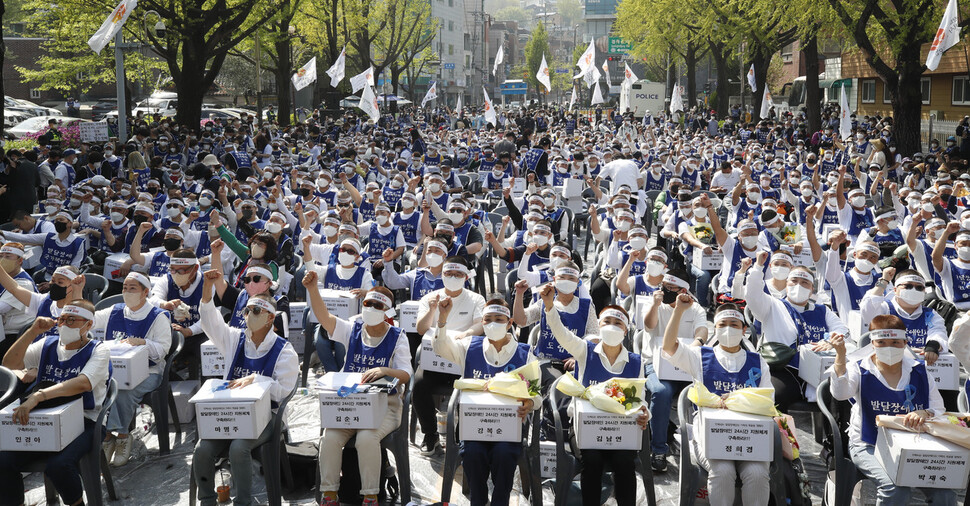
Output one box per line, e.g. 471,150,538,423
1,211,85,281
123,204,164,253
829,316,956,506
306,280,412,506
907,215,950,281
422,198,484,256
485,219,554,271
931,222,970,310
382,173,407,208
212,211,281,287
381,239,447,302
393,192,423,247
836,176,875,245
713,219,762,299
0,300,111,506
230,198,266,245
412,257,485,455
0,264,86,345
860,269,947,364
432,298,539,506
483,160,509,191
825,238,880,321
361,202,406,262
0,243,37,356
517,242,588,297
541,290,649,506
148,249,206,373
859,207,905,257
744,251,848,410
78,197,130,252
677,197,725,309
262,211,294,271
311,238,373,293
641,270,708,472
209,243,288,336
159,198,188,231
729,179,764,228
195,269,298,506
358,182,382,223
124,224,185,277
606,225,649,276
512,263,596,385
94,273,172,466
782,179,820,227
617,248,667,298
662,302,773,506
414,219,467,260
418,172,451,215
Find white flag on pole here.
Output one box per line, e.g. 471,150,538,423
537,55,552,92
326,48,346,87
747,65,757,92
623,63,639,86
358,85,380,122
926,0,961,71
591,82,605,105
483,87,497,126
669,84,683,114
601,60,612,89
576,37,596,74
493,45,505,76
456,95,462,117
292,57,318,91
569,87,577,111
580,65,601,89
839,85,852,141
350,66,374,93
759,86,773,119
421,81,438,108
87,0,137,54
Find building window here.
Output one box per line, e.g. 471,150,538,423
781,43,793,63
448,0,453,5
883,81,892,104
29,88,41,99
921,77,931,105
954,76,970,105
449,21,454,31
861,79,876,104
449,44,454,55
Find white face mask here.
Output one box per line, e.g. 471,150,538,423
110,212,125,223
854,258,874,273
59,324,83,344
443,275,465,292
886,220,899,230
173,272,193,286
715,326,744,348
534,235,549,247
770,265,791,281
923,203,936,214
483,322,508,342
647,260,665,277
265,222,282,234
361,306,386,326
251,244,266,259
599,325,626,346
629,236,647,251
200,197,212,207
426,253,444,267
376,215,389,226
615,220,631,232
122,291,144,309
338,251,356,266
851,196,866,208
555,279,577,294
429,183,442,193
401,200,415,210
786,284,811,304
740,235,759,249
549,255,566,269
747,191,761,202
167,207,181,218
897,287,925,306
447,212,463,223
874,345,905,366
959,247,970,262
543,196,555,207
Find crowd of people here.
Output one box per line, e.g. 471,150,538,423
0,100,967,506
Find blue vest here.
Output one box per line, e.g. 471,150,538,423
524,148,544,174
701,347,763,395
575,340,642,387
859,362,929,444
866,227,905,252
393,211,421,245
886,303,934,348
39,234,85,277
229,151,253,169
946,259,970,303
382,187,405,208
847,209,875,238
33,296,58,342
323,265,366,290
103,303,167,366
359,201,377,223
367,222,400,258
167,275,204,327
463,335,531,380
780,301,831,368
342,320,401,372
632,276,660,297
838,271,877,313
38,336,103,410
149,251,172,277
411,269,444,301
235,219,265,245
536,299,591,360
226,331,286,381
644,171,666,192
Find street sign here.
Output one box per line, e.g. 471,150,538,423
443,63,455,69
555,69,569,74
608,36,631,53
500,81,528,95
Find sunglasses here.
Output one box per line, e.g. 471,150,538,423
243,275,265,284
338,247,358,254
899,283,924,290
338,203,352,208
166,203,181,209
362,300,387,311
243,306,267,316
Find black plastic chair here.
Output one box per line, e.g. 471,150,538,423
299,309,319,387
816,378,864,506
93,294,124,312
440,388,541,506
147,331,185,455
548,375,657,506
28,378,119,506
189,386,298,506
676,387,787,506
82,274,110,305
0,366,16,407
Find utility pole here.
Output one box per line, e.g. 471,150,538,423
114,31,128,142
255,29,263,126
739,41,745,113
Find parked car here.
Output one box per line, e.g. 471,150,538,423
4,96,62,118
91,99,118,121
7,115,90,139
200,108,241,122
133,91,178,117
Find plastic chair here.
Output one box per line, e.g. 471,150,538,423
676,387,787,506
93,294,124,311
440,388,541,506
82,274,110,305
0,366,16,406
189,386,298,506
146,331,185,455
299,308,319,387
28,378,119,506
816,378,864,506
959,378,969,412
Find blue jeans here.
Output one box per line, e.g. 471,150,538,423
690,264,713,308
0,418,96,506
460,440,523,506
849,442,957,506
644,363,688,455
193,422,274,506
107,372,163,434
314,332,347,373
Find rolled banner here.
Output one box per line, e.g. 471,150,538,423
453,361,540,400
556,373,647,415
876,413,970,450
687,383,780,417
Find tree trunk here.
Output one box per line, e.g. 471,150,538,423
173,41,225,127
709,41,729,117
0,0,5,139
665,52,675,102
886,44,925,157
274,34,293,126
684,44,698,111
750,42,773,120
803,35,822,134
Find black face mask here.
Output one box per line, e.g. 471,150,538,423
133,215,149,226
163,238,182,251
148,188,159,195
661,286,679,305
49,283,68,301
300,188,312,198
242,209,254,221
54,221,68,233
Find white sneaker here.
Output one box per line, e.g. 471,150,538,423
111,436,132,467
102,438,116,462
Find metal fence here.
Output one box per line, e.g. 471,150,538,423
921,118,960,149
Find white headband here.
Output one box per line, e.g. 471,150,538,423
246,297,276,313
56,211,73,223
245,266,274,281
550,246,571,258
169,257,199,267
135,204,155,215
364,290,392,308
628,226,647,237
53,266,78,280
738,222,759,233
599,308,629,328
484,304,511,318
789,270,814,284
62,304,93,321
339,238,361,252
662,274,690,290
443,263,469,275
166,228,184,239
771,252,793,265
870,328,906,341
647,250,668,263
875,211,896,222
125,272,152,289
714,310,745,325
857,243,880,256
556,267,580,278
896,274,925,286
533,224,551,235
436,223,455,233
0,244,25,258
427,240,447,253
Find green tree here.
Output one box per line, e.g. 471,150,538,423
524,22,550,102
494,6,529,24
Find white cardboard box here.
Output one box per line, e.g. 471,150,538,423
574,399,642,450
0,398,85,452
797,346,837,388
317,289,362,320
398,301,420,333
190,378,272,440
634,295,650,331
200,341,226,378
692,248,724,271
107,343,150,390
655,340,693,382
926,353,961,391
419,336,461,375
289,302,307,331
539,440,558,478
102,252,130,282
876,426,970,489
697,406,774,462
316,372,388,430
459,391,522,442
169,380,200,423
